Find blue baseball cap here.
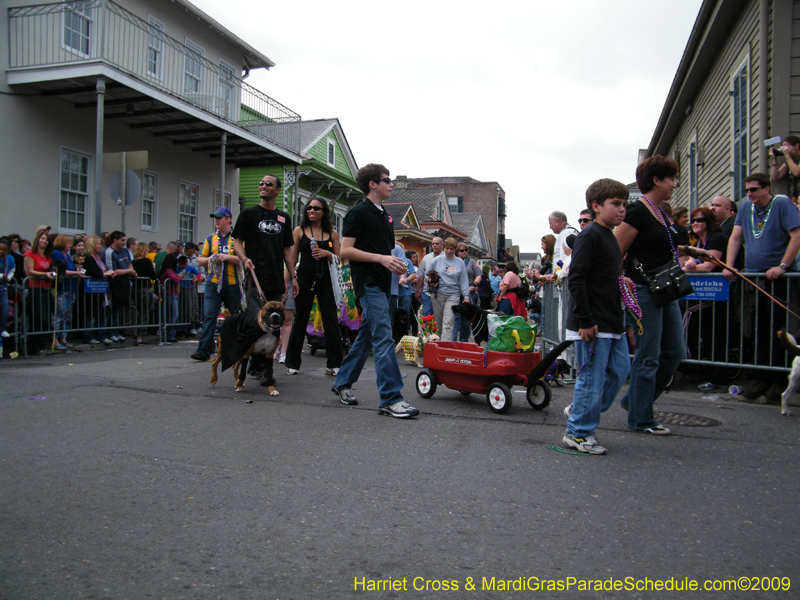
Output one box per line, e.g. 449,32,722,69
210,207,232,219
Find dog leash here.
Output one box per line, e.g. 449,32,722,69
246,265,267,305
709,257,800,319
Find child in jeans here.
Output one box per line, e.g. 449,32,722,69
562,179,632,454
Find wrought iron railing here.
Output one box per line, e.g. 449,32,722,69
8,0,301,154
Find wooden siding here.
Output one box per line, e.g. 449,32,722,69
307,135,353,180
665,0,762,209
239,167,291,211
793,1,800,131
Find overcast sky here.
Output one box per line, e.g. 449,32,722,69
190,0,703,254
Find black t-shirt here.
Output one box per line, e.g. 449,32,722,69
342,199,394,298
623,200,682,285
232,204,293,295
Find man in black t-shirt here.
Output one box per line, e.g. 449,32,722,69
233,174,298,384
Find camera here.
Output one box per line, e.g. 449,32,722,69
771,147,785,157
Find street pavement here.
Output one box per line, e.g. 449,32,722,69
1,340,799,599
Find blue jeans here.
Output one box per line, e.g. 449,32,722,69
196,280,241,358
334,285,403,407
56,292,75,336
165,294,178,342
567,336,630,438
620,285,685,430
0,286,7,336
421,292,433,317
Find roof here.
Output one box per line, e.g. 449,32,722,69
299,118,338,152
450,213,481,242
173,0,276,70
407,176,481,185
389,188,446,221
383,203,414,224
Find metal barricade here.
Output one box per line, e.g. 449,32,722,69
538,271,800,375
160,276,202,344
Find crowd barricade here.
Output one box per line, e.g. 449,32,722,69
538,271,800,375
159,276,203,344
20,275,164,354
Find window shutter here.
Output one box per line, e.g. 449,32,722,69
732,64,748,202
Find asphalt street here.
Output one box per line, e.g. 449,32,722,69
1,340,799,600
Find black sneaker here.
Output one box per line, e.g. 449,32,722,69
190,353,209,362
331,386,358,406
378,401,419,418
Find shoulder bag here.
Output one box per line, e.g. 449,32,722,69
631,254,693,308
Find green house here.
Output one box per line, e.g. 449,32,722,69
240,118,363,230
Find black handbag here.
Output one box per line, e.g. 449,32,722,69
631,255,694,308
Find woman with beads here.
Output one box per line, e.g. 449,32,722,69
284,198,342,376
615,156,712,435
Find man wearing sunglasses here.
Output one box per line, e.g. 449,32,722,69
331,164,420,418
578,210,593,230
724,172,800,402
232,174,298,385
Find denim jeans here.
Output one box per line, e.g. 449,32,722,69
567,336,630,438
196,280,241,358
620,285,685,430
421,292,433,317
56,292,75,336
165,294,178,342
0,286,7,336
334,284,403,407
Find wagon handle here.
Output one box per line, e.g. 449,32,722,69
527,340,573,383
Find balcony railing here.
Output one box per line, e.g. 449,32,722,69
8,0,300,155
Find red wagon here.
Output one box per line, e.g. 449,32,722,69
415,340,572,414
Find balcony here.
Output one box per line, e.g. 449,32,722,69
7,0,302,164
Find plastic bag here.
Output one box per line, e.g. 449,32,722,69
486,314,537,352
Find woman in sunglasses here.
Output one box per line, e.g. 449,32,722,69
284,198,343,376
682,206,728,364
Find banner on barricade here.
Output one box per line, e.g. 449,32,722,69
685,277,729,301
84,279,110,293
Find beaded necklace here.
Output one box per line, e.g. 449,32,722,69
641,196,680,262
749,197,775,239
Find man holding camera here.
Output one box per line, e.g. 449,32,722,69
770,136,800,204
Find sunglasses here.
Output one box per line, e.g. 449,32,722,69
745,186,761,193
374,177,392,184
691,218,707,224
306,205,323,211
458,248,468,252
578,218,591,224
259,181,275,187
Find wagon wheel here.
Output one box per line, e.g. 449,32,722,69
486,382,512,414
527,379,552,410
416,369,438,399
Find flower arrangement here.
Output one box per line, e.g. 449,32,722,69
419,314,438,336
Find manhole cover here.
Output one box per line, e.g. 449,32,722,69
654,411,722,427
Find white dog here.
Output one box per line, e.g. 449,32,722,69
396,333,440,368
777,329,800,416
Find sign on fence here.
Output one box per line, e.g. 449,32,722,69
685,277,729,301
84,279,110,293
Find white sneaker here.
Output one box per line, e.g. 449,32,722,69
563,404,572,419
279,353,286,364
563,432,606,455
326,367,339,376
0,331,9,338
287,368,299,375
379,401,420,418
102,338,113,344
116,335,126,342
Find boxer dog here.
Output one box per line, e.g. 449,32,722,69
210,300,285,396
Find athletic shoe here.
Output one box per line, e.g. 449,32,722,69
0,331,9,338
116,335,126,342
86,339,101,345
190,353,209,362
563,404,572,419
102,338,113,344
326,367,339,376
331,386,358,406
278,353,286,364
563,432,606,454
642,425,670,435
287,368,299,375
379,401,420,418
109,335,119,342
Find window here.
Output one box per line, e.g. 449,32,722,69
731,58,749,203
146,16,164,79
218,60,236,119
179,181,198,243
435,202,443,220
214,189,231,212
687,138,698,210
142,171,158,231
327,138,336,168
63,1,92,56
60,149,90,232
184,39,204,94
447,196,463,213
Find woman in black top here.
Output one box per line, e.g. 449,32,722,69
284,198,343,375
132,243,158,345
615,156,712,435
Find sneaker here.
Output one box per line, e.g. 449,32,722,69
642,425,671,435
102,338,113,344
116,335,126,342
563,404,572,419
287,368,299,375
190,353,209,362
86,339,101,345
379,401,420,418
0,331,9,338
188,329,197,336
278,353,286,364
331,386,358,406
326,367,339,376
563,432,606,454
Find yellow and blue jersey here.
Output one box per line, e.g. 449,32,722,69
201,231,238,285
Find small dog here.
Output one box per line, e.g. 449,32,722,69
777,329,800,415
210,300,285,396
450,302,492,346
393,307,410,345
396,332,440,367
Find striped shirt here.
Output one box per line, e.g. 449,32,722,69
201,230,238,285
